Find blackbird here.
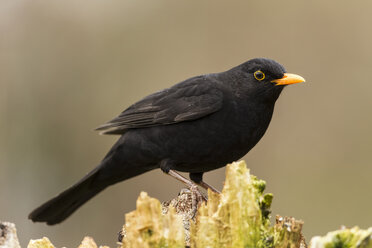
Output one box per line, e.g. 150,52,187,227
29,58,305,225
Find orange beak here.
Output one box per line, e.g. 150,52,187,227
271,73,305,85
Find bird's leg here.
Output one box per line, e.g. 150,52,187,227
160,160,207,201
166,170,208,202
189,172,221,194
167,170,196,188
189,185,203,219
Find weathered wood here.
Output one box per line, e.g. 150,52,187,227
309,227,372,248
1,160,372,248
121,161,306,248
27,236,110,248
190,161,274,248
121,191,185,248
27,237,55,248
274,216,306,248
0,222,21,248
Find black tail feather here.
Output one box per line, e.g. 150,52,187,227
29,135,156,225
29,168,106,225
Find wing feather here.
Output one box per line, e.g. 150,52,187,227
96,76,223,135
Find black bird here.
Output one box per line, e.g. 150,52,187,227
29,58,305,225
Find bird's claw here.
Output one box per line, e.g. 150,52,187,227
189,185,207,218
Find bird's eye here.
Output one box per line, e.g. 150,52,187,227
254,70,265,81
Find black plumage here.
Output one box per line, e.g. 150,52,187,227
29,58,304,225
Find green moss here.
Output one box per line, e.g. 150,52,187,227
310,227,372,248
252,176,267,194
260,193,273,222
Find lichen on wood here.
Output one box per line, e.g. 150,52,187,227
274,216,306,248
26,236,109,248
309,227,372,248
78,237,109,248
27,237,55,248
2,160,372,248
190,161,275,248
122,161,305,248
0,222,21,248
121,192,185,248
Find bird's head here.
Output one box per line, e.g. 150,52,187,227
234,58,305,101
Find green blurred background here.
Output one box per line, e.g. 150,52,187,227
1,0,372,247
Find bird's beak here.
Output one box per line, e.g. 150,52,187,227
271,73,305,86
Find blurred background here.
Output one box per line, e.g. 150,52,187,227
1,0,372,247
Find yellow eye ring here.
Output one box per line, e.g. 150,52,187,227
254,70,265,81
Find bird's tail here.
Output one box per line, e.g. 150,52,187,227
29,135,157,225
28,167,107,225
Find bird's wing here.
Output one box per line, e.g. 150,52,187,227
95,76,224,135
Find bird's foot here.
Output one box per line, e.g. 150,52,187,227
177,186,206,219
189,184,207,203
163,169,207,214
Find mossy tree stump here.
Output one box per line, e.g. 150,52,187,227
1,161,371,248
